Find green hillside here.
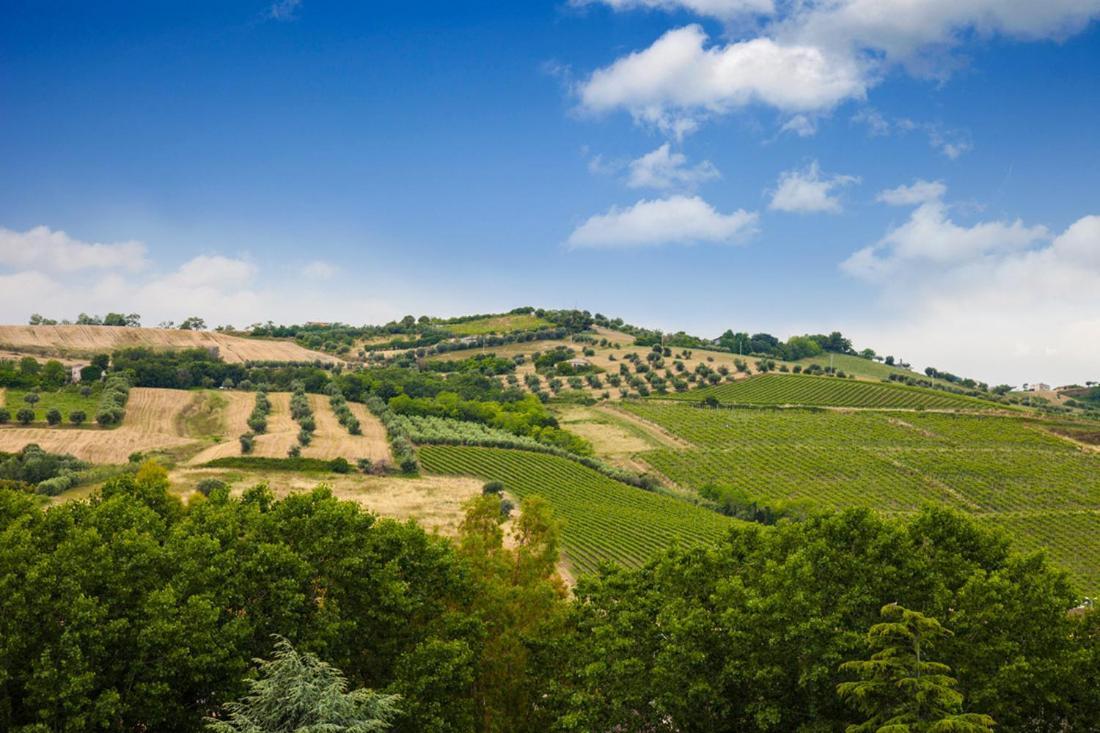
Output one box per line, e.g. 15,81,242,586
668,373,998,410
622,400,1100,594
417,445,731,575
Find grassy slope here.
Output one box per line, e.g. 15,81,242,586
442,314,553,336
620,400,1100,595
4,387,100,422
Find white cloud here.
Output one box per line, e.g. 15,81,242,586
577,25,867,134
573,0,775,20
576,3,1100,134
846,213,1100,385
568,195,757,248
783,0,1100,71
163,254,257,289
267,0,302,21
303,260,337,280
0,225,148,273
626,144,720,190
876,179,947,206
769,161,859,214
780,114,817,137
843,194,1048,278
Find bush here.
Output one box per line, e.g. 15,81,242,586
0,409,9,424
356,458,373,474
482,480,504,495
239,433,255,454
287,445,302,458
195,478,228,497
329,457,351,474
69,410,86,425
46,408,62,426
17,408,35,425
297,429,312,447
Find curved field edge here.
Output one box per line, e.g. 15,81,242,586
663,372,1005,410
417,444,732,576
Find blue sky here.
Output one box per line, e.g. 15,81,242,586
1,0,1098,384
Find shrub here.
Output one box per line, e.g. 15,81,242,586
46,408,62,426
287,445,301,458
356,458,373,474
329,457,351,474
239,433,255,454
195,478,227,497
69,410,86,425
482,480,504,495
17,408,34,425
0,409,9,424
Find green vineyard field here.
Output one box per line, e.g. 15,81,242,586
666,373,997,410
621,401,1100,594
417,445,731,576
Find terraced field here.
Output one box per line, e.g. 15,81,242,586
417,445,731,575
668,373,996,410
620,400,1100,594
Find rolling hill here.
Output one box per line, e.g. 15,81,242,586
0,325,336,364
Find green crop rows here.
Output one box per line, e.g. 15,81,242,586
417,445,731,576
621,400,1100,594
667,373,995,410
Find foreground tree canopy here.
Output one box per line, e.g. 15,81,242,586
0,467,1096,732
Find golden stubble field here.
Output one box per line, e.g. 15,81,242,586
186,391,391,465
0,324,338,364
0,387,199,463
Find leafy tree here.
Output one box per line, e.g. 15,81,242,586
46,408,62,426
23,392,39,405
80,365,103,382
180,316,207,331
206,637,401,733
41,359,68,388
0,408,9,424
16,408,34,424
91,353,110,371
69,410,86,426
838,604,995,732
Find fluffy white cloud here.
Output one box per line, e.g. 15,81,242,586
568,195,757,248
577,2,1100,133
626,144,720,190
783,0,1100,70
841,186,1100,384
163,254,257,289
769,162,859,213
574,0,774,20
0,225,148,273
876,179,947,206
844,194,1048,278
577,25,867,134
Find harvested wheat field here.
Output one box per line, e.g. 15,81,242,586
0,387,200,463
171,467,482,534
304,394,391,462
0,325,337,363
185,390,266,464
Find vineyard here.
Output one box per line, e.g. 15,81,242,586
620,400,1100,594
417,445,731,575
667,373,996,410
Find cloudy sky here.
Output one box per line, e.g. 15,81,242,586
1,0,1098,385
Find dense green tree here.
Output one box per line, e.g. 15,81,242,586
838,604,994,732
206,637,401,733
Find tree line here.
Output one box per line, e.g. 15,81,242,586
0,469,1096,733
